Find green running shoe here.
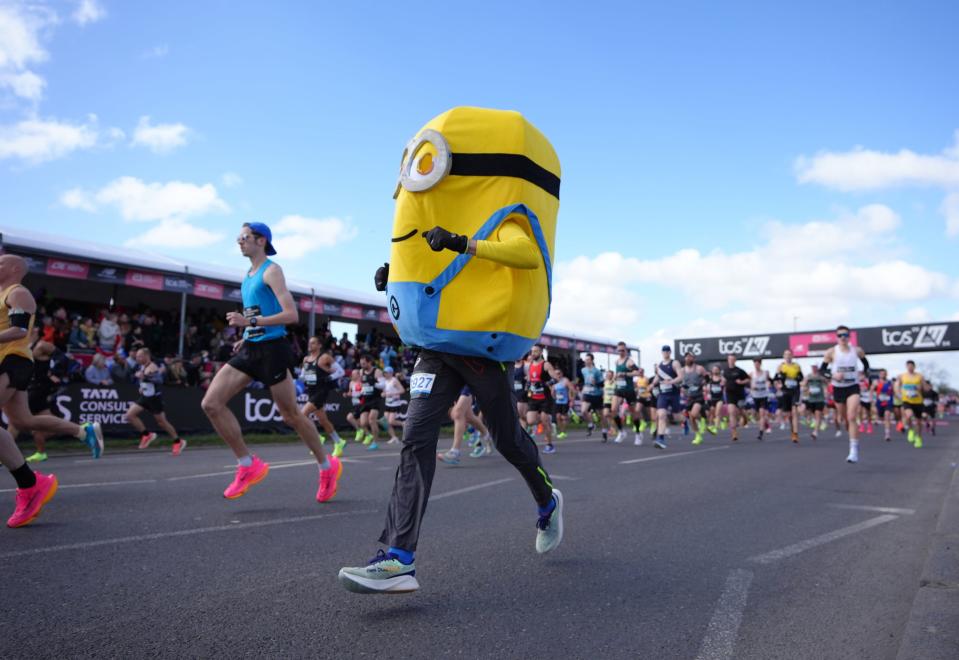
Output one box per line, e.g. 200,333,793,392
318,434,327,445
339,550,419,594
363,433,374,446
707,426,718,435
914,435,923,448
354,429,364,443
907,428,916,445
692,433,703,446
332,439,346,458
535,489,564,554
557,432,567,439
25,451,48,463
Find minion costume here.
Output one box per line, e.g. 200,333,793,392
339,107,563,594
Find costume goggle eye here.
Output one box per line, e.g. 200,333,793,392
393,129,452,199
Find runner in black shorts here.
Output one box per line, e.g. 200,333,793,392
126,348,186,455
300,336,346,457
11,329,59,463
513,356,529,420
200,222,341,502
722,354,750,442
775,349,804,443
355,355,385,450
611,341,640,443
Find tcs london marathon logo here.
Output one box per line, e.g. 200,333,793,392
717,336,772,357
881,325,950,350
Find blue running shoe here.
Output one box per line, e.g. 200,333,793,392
542,443,556,454
536,489,564,554
84,422,104,459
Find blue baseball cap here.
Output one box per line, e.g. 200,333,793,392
661,345,671,352
245,222,277,255
384,366,395,373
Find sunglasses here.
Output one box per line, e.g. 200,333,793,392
837,332,850,338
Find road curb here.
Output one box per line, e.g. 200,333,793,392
896,451,959,660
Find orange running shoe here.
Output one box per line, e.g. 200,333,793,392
138,432,157,449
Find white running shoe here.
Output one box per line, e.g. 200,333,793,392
634,433,643,446
846,446,859,463
613,431,624,444
779,423,786,431
835,430,843,437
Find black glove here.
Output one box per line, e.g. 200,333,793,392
422,226,468,254
374,262,389,292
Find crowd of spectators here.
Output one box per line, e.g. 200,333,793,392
32,295,413,391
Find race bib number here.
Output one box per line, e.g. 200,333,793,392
386,397,401,407
809,384,822,394
615,378,627,389
660,383,673,392
410,373,436,398
878,394,890,402
688,384,700,393
304,372,317,385
514,381,524,391
139,381,155,397
785,378,797,389
923,398,933,407
361,384,375,395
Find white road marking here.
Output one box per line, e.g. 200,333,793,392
0,479,157,494
549,474,580,481
166,470,236,482
748,514,899,565
619,446,729,465
430,478,513,501
829,504,915,515
0,510,379,560
695,569,754,660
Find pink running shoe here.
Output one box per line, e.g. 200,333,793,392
867,424,874,434
139,432,157,449
858,423,865,434
223,456,269,499
172,439,187,456
316,455,342,503
7,472,58,528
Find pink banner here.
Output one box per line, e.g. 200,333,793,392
46,258,89,280
790,331,859,357
125,270,164,291
341,305,362,319
193,279,224,300
379,310,392,324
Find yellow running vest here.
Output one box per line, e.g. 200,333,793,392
0,285,33,363
900,372,922,405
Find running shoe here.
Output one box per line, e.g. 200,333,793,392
907,428,916,445
172,439,187,456
707,426,717,435
867,424,874,435
834,430,842,438
363,433,374,446
437,449,460,465
884,434,891,442
354,429,364,443
896,421,904,433
7,472,58,528
601,430,608,443
858,423,865,434
25,451,47,463
223,456,269,499
634,433,643,446
338,549,419,594
138,432,157,450
366,441,379,451
757,430,764,441
332,439,347,457
654,437,667,450
914,435,923,449
586,423,594,438
317,455,342,502
779,423,786,431
83,422,104,459
557,432,567,440
691,433,703,446
731,431,739,442
791,433,799,444
484,438,493,455
318,434,327,445
543,443,556,454
387,437,400,445
846,446,859,463
613,431,624,444
470,443,485,458
811,431,818,441
535,489,564,554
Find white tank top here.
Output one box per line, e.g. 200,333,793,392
832,345,859,388
384,378,403,404
751,370,770,398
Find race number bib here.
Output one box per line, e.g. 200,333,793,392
514,381,524,391
615,378,627,389
410,373,436,398
139,381,155,397
304,372,317,385
785,378,798,389
660,383,673,393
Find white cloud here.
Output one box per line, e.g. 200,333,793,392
61,176,230,221
72,0,105,26
270,215,358,258
904,306,931,323
143,44,168,59
221,171,243,188
0,117,99,163
131,116,190,154
0,3,52,101
549,205,954,347
795,131,959,191
124,218,222,249
941,192,959,238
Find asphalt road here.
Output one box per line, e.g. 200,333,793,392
2,420,957,659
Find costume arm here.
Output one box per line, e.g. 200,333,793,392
472,219,540,270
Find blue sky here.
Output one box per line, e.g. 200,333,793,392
2,0,959,378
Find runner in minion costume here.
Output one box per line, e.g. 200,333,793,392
339,107,564,594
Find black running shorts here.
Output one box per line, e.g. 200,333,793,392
228,339,295,386
833,386,859,405
0,355,33,391
135,395,165,415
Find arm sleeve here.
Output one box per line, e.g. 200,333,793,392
473,219,541,270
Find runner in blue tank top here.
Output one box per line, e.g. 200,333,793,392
200,222,342,503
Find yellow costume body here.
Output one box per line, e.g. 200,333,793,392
386,107,560,361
